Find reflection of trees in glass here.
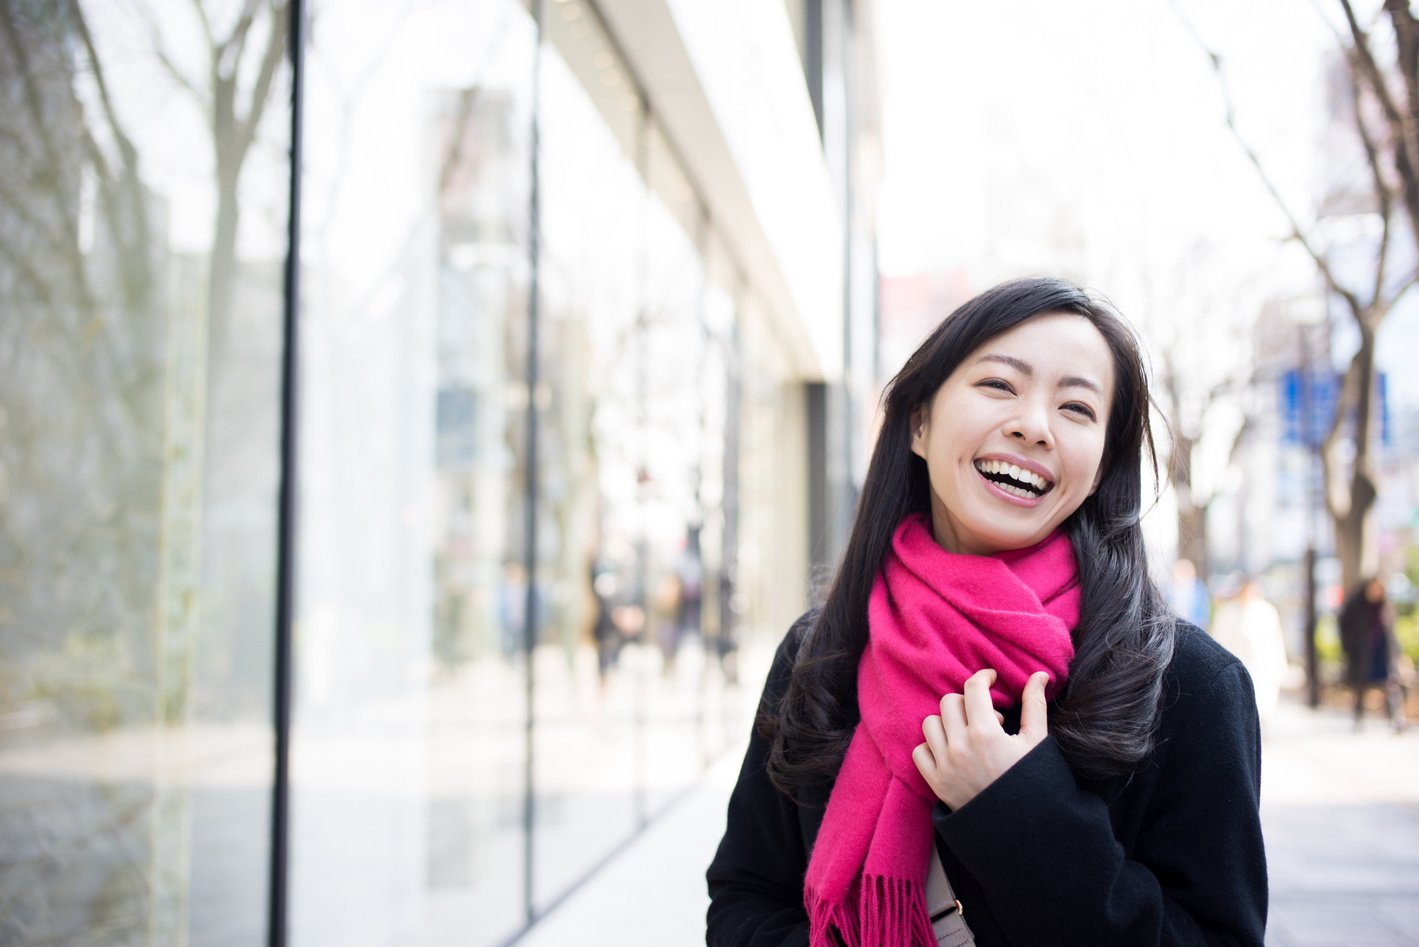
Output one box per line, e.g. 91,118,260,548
1,0,290,714
1,3,162,727
0,1,289,941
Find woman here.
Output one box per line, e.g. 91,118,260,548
706,278,1266,946
1339,576,1406,732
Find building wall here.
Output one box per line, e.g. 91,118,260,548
0,1,877,945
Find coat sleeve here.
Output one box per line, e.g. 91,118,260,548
934,657,1267,946
706,627,814,947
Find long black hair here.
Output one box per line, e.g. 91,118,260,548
766,276,1176,797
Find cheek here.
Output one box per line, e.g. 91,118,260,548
1072,438,1109,491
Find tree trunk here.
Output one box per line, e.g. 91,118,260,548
1324,322,1380,593
1172,432,1210,580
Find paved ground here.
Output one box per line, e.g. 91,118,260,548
1260,695,1418,947
515,691,1419,946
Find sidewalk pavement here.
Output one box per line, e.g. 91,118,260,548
1261,693,1418,947
515,691,1419,947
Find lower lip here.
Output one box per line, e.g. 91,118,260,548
977,468,1047,507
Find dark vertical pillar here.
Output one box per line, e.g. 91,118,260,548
268,1,306,944
1305,545,1320,708
805,0,824,141
806,381,828,574
838,0,855,540
1300,321,1320,709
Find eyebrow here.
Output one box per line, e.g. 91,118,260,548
975,353,1104,395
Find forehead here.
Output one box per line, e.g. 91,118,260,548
965,312,1114,383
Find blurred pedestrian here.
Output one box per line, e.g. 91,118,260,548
653,570,684,676
1338,576,1407,733
1168,557,1211,631
707,278,1266,946
590,564,624,688
1210,577,1289,729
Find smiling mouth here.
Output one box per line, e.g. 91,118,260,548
974,459,1054,499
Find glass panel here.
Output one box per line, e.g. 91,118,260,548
698,235,744,761
0,2,289,944
531,7,642,907
294,2,534,945
739,294,810,664
639,122,712,816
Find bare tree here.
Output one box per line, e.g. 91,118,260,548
1160,354,1249,581
1188,0,1419,593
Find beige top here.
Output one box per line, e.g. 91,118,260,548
926,847,976,946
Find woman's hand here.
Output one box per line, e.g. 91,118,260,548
912,668,1050,810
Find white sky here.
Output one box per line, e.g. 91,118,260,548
876,0,1331,276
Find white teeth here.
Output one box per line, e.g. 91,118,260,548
974,459,1050,492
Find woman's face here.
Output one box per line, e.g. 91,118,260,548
910,312,1115,556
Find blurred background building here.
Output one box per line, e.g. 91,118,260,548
0,0,880,944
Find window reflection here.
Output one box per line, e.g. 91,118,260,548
533,14,643,904
295,2,534,945
0,2,289,944
2,0,803,942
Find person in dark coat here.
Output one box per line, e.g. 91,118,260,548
1339,576,1406,732
706,278,1266,946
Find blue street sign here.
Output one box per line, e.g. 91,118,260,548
1280,369,1391,447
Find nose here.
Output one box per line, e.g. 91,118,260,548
1006,398,1054,448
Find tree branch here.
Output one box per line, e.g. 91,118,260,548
130,1,204,102
218,0,264,71
69,0,154,308
1197,30,1363,320
190,0,216,52
1343,0,1419,240
1,3,96,312
234,1,288,165
155,45,204,103
1344,48,1394,305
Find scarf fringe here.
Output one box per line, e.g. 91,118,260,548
809,874,935,947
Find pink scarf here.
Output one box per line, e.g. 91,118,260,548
804,514,1080,946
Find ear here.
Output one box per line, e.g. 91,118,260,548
909,408,928,459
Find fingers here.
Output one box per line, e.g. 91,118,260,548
1020,671,1051,741
912,741,936,780
915,670,1051,809
962,668,998,725
921,711,948,761
939,690,968,745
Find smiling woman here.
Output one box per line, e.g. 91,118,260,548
707,277,1269,947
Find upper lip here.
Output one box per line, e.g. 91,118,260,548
974,452,1056,486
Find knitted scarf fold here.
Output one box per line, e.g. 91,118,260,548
804,514,1081,947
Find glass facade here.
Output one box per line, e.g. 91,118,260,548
0,2,289,943
0,1,873,944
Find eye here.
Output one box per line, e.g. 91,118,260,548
977,378,1014,393
1063,402,1097,421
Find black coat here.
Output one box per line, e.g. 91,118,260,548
706,616,1267,946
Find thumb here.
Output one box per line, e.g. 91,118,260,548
1020,671,1050,742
